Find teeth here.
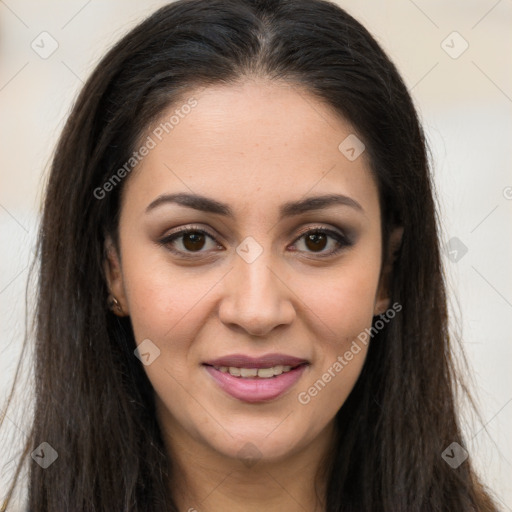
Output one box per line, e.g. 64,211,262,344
215,365,298,379
273,365,283,376
257,368,274,378
240,368,258,378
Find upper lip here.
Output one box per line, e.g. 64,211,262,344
203,353,309,369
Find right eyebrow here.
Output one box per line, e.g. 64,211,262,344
146,192,232,216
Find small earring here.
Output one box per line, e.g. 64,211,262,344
108,294,123,314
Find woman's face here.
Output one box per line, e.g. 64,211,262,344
106,79,392,464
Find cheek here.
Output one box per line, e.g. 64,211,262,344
306,271,377,335
291,249,381,417
294,276,373,428
293,247,382,346
120,242,212,344
120,255,215,433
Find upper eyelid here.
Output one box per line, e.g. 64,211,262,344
165,225,220,243
292,224,346,240
162,224,349,250
164,223,346,239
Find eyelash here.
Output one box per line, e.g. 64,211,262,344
158,224,353,259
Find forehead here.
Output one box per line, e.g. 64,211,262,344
121,79,379,221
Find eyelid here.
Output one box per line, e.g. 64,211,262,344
163,224,218,241
289,224,352,258
158,223,353,258
158,224,222,254
292,223,349,242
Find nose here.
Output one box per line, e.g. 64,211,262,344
218,250,296,337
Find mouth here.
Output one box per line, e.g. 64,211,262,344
205,362,306,379
202,354,309,403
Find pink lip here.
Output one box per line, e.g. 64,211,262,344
203,363,308,403
204,353,308,369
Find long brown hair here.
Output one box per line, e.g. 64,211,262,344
1,0,499,510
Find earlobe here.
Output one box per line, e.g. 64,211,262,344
103,236,129,316
373,226,404,316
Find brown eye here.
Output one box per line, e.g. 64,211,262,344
304,232,328,252
292,228,352,257
159,227,222,257
182,232,206,251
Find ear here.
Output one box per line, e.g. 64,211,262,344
103,235,129,316
374,226,403,316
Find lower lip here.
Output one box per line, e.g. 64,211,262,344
204,364,308,403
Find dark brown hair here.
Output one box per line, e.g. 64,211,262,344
1,0,499,510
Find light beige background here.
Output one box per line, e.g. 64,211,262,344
1,0,511,509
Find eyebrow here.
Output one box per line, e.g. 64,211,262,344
145,192,364,218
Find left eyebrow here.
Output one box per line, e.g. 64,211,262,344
279,193,364,218
145,192,364,218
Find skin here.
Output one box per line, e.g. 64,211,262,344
105,79,401,512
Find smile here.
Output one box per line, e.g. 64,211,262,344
212,364,297,378
202,353,310,403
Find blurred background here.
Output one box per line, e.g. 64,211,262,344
1,0,511,509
